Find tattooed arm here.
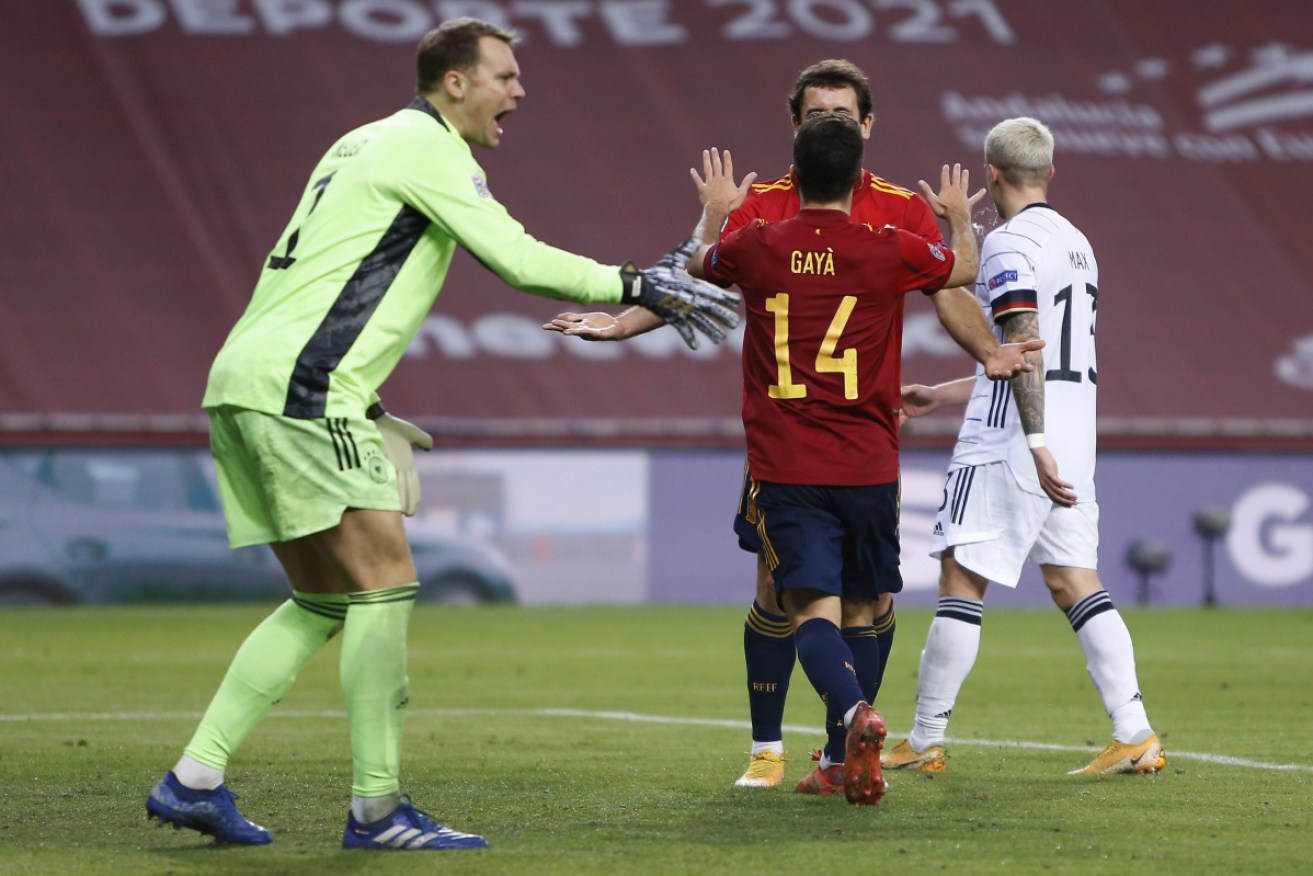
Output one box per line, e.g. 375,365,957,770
1002,311,1077,506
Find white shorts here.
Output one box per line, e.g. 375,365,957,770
929,462,1099,587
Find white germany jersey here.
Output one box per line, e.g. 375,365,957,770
949,204,1099,500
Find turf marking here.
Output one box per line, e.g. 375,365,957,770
3,707,1309,773
536,709,1313,773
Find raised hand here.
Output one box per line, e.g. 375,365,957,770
918,163,986,220
690,147,757,215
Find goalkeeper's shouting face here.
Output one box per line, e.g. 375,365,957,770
418,21,526,150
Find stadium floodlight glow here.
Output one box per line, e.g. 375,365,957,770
1126,540,1172,606
1193,506,1232,608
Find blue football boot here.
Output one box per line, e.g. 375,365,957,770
342,795,487,850
146,771,272,845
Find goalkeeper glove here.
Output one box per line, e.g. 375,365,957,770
619,238,740,350
371,410,433,516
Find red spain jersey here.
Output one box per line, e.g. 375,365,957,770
724,170,943,245
704,209,955,486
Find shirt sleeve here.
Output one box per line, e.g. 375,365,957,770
979,235,1039,323
904,193,946,245
703,224,751,285
895,228,956,294
722,190,764,238
395,133,625,305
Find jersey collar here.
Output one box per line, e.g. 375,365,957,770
406,96,450,130
851,170,873,202
795,207,853,226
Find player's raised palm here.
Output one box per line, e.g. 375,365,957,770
691,147,757,217
917,163,985,223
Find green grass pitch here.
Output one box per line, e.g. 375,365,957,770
2,604,1309,875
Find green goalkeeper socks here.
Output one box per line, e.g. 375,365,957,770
183,591,348,771
182,584,419,799
340,583,419,798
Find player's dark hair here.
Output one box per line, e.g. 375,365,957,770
788,59,874,124
793,113,864,204
416,18,519,94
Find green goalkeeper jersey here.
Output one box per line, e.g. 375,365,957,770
203,98,625,419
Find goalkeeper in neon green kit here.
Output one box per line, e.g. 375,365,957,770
145,17,737,852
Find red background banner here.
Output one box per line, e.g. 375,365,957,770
3,1,1311,447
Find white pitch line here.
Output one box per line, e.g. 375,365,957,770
3,707,1309,774
537,709,1313,773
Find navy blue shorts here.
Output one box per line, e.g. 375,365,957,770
753,479,902,600
733,461,763,553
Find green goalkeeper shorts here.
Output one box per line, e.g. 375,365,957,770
207,405,402,548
